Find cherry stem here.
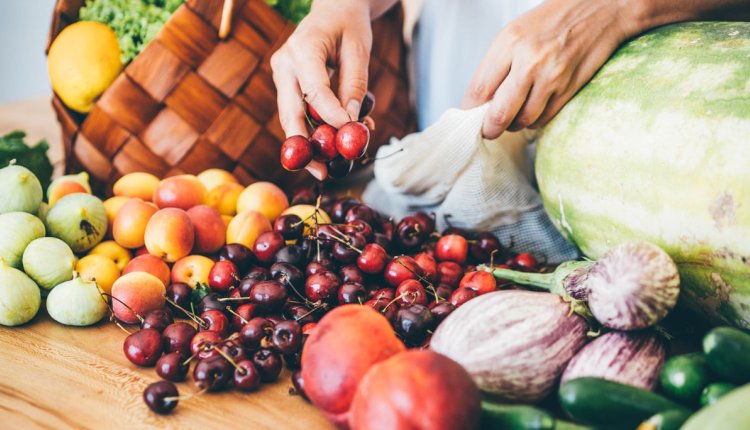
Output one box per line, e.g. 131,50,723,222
164,296,207,329
218,297,250,302
296,303,326,322
278,274,315,306
225,306,248,325
211,345,245,375
361,147,404,165
101,292,144,324
383,292,410,313
164,387,208,402
393,255,435,290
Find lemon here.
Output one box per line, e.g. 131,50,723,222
48,21,122,113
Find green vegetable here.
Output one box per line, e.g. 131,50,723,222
636,409,690,430
682,383,750,430
0,131,53,192
659,353,711,406
559,377,689,430
480,402,554,430
265,0,312,24
536,22,750,328
79,0,183,64
703,327,750,384
700,382,736,406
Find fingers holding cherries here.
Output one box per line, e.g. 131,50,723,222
280,91,376,180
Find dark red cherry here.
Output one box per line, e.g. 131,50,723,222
239,317,273,349
219,243,255,274
254,231,286,264
358,91,376,120
200,310,231,338
165,283,191,312
271,320,303,354
208,260,240,293
143,381,179,414
327,156,354,179
156,352,189,382
384,255,423,287
274,214,304,241
234,359,261,392
338,282,367,305
309,124,338,161
357,243,389,274
252,348,283,383
193,356,233,392
305,272,341,303
141,308,173,332
124,328,163,367
248,280,288,312
162,322,197,357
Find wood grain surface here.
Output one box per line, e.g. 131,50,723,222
0,309,334,430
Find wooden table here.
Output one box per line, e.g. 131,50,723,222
0,98,334,430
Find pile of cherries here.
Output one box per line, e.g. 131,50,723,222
279,92,376,178
132,190,539,414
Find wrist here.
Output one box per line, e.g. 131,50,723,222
613,0,653,39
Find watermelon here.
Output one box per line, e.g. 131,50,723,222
536,22,750,328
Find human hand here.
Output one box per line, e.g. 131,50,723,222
461,0,639,139
271,0,376,139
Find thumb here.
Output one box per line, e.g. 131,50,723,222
338,34,372,121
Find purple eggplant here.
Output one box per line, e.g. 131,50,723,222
487,241,680,330
430,290,588,402
561,331,666,390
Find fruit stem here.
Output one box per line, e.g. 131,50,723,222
225,306,248,325
482,260,594,297
211,345,245,375
164,387,208,402
164,296,207,329
101,292,145,324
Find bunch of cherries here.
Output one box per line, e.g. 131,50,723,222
131,190,539,414
279,92,376,178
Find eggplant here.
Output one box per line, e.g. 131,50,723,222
561,331,666,390
430,290,588,402
487,241,680,330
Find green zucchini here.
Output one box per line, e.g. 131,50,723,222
682,383,750,429
480,402,554,430
659,353,711,406
635,409,690,430
700,382,736,406
559,377,689,429
703,327,750,384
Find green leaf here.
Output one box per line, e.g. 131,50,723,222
0,131,54,191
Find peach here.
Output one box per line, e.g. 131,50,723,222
301,305,405,427
236,182,289,222
349,350,481,430
208,182,244,216
152,174,208,210
221,215,232,230
186,205,225,255
144,208,194,263
197,168,238,192
226,210,272,249
76,254,120,294
103,196,129,232
112,198,158,249
88,240,132,271
48,180,88,206
113,172,160,201
111,272,166,324
172,255,215,288
122,254,170,287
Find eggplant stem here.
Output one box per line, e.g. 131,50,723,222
486,267,558,292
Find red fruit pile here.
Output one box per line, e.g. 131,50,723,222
279,92,376,178
131,189,539,414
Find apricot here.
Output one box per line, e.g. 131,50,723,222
102,196,129,233
226,210,271,249
144,208,194,263
171,255,214,288
111,272,166,324
76,254,120,294
197,168,238,192
122,254,170,287
221,215,232,230
112,198,158,249
208,182,244,216
301,305,405,427
349,350,481,430
186,205,225,255
88,240,131,271
152,174,208,210
113,172,160,201
48,180,88,206
236,182,289,222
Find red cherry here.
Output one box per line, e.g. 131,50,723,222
357,243,389,274
358,91,376,120
513,253,538,271
200,310,231,338
280,135,313,171
384,256,422,287
208,260,239,293
335,121,370,160
437,261,464,287
395,279,428,306
449,287,479,307
435,234,469,264
459,271,497,295
190,330,223,359
413,253,438,283
305,272,341,303
232,303,257,330
123,328,163,367
253,231,286,264
306,102,323,124
234,359,261,392
309,124,338,161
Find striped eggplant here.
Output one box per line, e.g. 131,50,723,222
488,241,680,330
560,331,666,390
430,290,588,402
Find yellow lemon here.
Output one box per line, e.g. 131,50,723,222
48,21,122,113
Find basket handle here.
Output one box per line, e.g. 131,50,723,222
219,0,234,39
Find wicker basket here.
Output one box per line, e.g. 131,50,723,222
47,0,415,194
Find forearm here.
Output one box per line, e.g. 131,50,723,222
625,0,750,35
311,0,400,20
